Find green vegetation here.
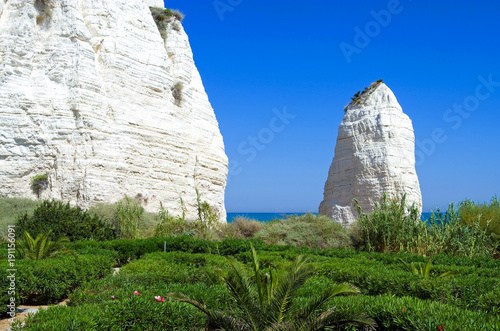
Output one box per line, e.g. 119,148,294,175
149,7,184,40
16,231,72,260
3,194,500,329
0,197,38,239
221,216,264,239
398,258,457,279
351,194,493,257
345,80,384,111
460,195,500,247
168,244,374,330
256,213,353,249
11,237,500,330
30,174,48,197
114,196,143,239
16,200,116,242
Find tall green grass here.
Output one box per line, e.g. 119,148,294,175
460,196,500,241
352,195,494,257
0,197,39,239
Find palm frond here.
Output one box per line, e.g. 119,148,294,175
267,255,314,324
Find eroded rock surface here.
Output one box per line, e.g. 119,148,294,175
319,81,422,224
0,0,228,221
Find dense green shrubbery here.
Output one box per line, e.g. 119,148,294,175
16,200,116,242
327,294,500,331
255,213,353,249
221,216,264,239
352,195,494,257
0,253,114,318
460,196,500,247
14,247,500,330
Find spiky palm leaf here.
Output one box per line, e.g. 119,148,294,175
168,243,374,330
16,231,71,260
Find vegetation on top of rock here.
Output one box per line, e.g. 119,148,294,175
149,7,184,40
344,79,384,112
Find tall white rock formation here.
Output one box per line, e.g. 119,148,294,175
319,81,422,225
0,0,228,221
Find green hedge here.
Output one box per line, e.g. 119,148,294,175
67,236,500,269
0,253,114,318
327,294,500,331
314,259,500,313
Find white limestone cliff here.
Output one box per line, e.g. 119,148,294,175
0,0,228,221
319,81,422,225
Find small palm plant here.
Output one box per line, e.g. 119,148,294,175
16,231,72,260
167,244,374,330
398,258,457,279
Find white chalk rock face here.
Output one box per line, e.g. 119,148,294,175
319,81,422,225
0,0,228,221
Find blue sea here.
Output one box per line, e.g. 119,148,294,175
227,212,434,223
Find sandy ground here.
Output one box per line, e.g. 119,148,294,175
0,299,69,331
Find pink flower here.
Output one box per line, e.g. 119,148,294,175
155,296,165,302
111,296,115,299
134,291,140,295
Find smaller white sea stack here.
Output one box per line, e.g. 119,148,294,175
319,80,422,225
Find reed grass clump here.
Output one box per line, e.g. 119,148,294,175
352,194,495,257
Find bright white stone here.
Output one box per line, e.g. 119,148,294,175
319,82,422,225
0,0,228,221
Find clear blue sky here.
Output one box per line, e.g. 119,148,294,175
164,0,500,213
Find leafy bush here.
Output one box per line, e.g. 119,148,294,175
326,294,500,331
255,213,353,249
16,231,72,260
30,174,48,197
16,200,116,242
168,244,374,330
221,216,264,239
0,253,114,317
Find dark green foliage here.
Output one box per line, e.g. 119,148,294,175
0,253,114,317
16,200,116,242
255,213,353,249
11,238,500,329
327,294,500,331
167,244,374,330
